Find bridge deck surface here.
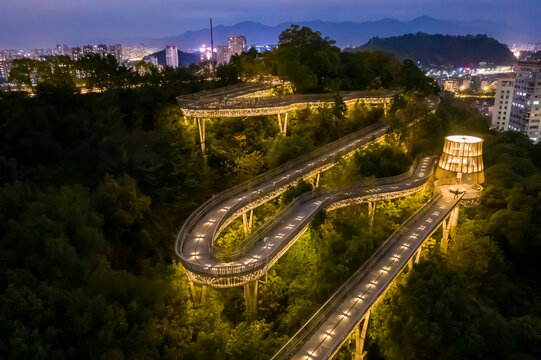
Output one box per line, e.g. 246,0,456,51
285,192,460,360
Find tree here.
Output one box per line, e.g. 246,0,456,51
274,25,341,92
399,59,438,95
371,259,513,360
9,58,40,92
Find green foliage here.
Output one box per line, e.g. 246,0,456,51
371,258,514,360
225,320,286,360
352,143,412,178
8,58,39,91
280,180,313,207
274,25,341,92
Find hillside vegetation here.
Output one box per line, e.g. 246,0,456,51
356,33,515,66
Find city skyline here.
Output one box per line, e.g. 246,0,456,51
2,0,540,48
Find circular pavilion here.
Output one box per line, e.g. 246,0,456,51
435,135,484,184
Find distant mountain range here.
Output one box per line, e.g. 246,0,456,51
121,16,506,51
355,33,515,66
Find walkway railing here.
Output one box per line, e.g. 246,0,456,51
212,158,421,261
270,194,442,360
175,123,386,268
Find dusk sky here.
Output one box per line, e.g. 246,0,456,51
2,0,540,48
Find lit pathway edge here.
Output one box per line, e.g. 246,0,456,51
272,192,462,360
175,122,391,286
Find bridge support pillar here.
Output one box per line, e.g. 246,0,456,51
189,280,207,307
368,201,376,231
244,280,258,313
277,112,288,136
441,206,459,254
354,310,370,360
196,117,207,165
242,209,254,237
315,172,321,188
414,246,422,264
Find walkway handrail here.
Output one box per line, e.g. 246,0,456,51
212,158,421,260
178,90,393,111
175,122,386,262
212,190,321,261
271,194,442,360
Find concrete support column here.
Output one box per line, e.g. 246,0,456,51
408,256,414,270
189,280,207,307
315,172,321,188
414,246,422,264
242,209,254,237
441,217,450,254
277,112,288,136
441,206,459,254
368,201,376,231
450,206,460,234
244,280,259,313
354,310,370,360
196,117,207,165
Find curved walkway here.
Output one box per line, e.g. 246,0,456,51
175,122,390,287
177,82,393,118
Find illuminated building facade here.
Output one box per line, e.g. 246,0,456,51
491,75,516,130
509,60,541,142
435,135,484,184
165,45,179,68
227,35,247,60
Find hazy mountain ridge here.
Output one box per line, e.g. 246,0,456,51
134,16,504,51
355,33,515,66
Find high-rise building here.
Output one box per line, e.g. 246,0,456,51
216,45,229,65
509,60,541,142
82,45,94,56
71,47,82,61
491,74,515,131
444,79,459,92
0,61,12,81
227,35,247,61
96,44,108,56
108,44,122,60
165,45,179,68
